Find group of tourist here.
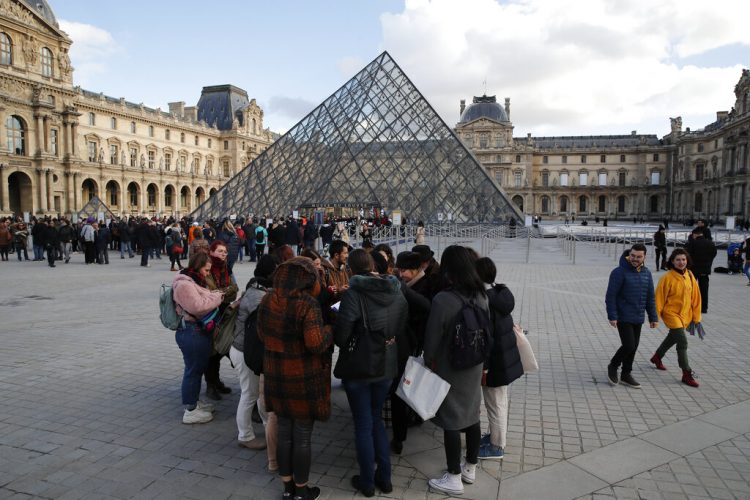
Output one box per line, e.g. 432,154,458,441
170,235,525,499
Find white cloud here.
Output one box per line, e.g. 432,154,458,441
379,0,750,135
59,20,120,87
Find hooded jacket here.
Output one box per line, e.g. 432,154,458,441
172,273,223,321
334,274,408,381
258,257,333,421
605,252,657,324
485,284,523,387
656,269,701,329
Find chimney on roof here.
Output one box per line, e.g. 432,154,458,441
460,99,466,117
168,101,185,118
717,111,728,121
504,97,510,120
631,130,637,135
184,106,197,122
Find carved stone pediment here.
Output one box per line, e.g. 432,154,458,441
1,0,65,39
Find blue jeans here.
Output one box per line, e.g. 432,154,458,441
343,378,392,490
120,241,133,258
33,244,44,260
175,321,212,407
247,240,256,261
744,262,750,282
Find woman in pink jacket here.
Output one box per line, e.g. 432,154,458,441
173,251,224,424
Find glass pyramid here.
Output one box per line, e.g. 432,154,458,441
192,52,522,224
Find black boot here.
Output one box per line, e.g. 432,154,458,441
205,385,222,401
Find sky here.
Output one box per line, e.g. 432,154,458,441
52,0,750,138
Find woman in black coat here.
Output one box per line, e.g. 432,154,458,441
475,257,523,461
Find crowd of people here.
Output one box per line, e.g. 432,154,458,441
170,234,524,499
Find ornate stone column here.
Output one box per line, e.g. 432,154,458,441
45,169,53,212
35,114,44,155
37,168,48,213
64,172,73,214
71,123,78,157
0,164,8,213
156,183,163,214
72,172,79,213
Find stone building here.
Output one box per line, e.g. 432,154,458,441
456,70,750,223
0,0,274,218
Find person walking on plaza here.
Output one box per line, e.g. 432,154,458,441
254,221,268,258
258,257,333,500
424,245,487,496
334,249,407,497
685,228,716,314
172,252,224,424
650,248,702,387
12,222,29,261
119,218,134,259
58,219,75,264
475,257,523,461
81,218,96,265
653,225,667,271
95,222,110,265
605,244,658,388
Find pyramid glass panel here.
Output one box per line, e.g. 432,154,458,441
191,52,522,223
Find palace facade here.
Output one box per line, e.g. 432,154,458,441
456,71,750,222
0,0,275,219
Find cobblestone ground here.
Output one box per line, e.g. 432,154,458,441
0,238,748,499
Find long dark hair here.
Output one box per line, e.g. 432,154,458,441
440,245,485,297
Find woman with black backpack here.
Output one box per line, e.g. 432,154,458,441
424,245,489,496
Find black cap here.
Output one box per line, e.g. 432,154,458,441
411,245,434,263
396,251,422,270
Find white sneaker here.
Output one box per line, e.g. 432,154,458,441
196,400,215,413
182,408,213,424
429,472,464,495
461,460,476,484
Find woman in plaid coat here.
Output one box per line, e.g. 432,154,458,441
257,257,333,500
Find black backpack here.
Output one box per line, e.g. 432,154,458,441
243,308,264,375
449,292,493,370
255,229,265,244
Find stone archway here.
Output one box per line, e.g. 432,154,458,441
82,178,98,202
512,195,524,212
105,180,121,210
8,171,34,214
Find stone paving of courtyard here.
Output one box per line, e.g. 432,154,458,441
1,235,749,499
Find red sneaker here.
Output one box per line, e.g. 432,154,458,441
650,354,666,370
682,370,699,388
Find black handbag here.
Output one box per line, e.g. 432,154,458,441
334,295,385,380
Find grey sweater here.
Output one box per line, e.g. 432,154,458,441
231,284,267,352
423,290,487,430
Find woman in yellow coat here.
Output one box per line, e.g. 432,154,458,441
650,248,701,387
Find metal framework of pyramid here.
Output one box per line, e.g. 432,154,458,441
77,196,115,221
191,52,522,224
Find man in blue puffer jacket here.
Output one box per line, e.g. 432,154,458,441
605,243,658,389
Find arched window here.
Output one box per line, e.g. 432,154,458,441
164,186,174,207
128,183,139,207
617,196,626,213
512,195,524,212
252,118,257,134
578,196,587,213
650,195,659,213
559,196,568,213
41,47,53,77
0,32,12,65
5,115,25,155
694,192,703,212
598,195,606,212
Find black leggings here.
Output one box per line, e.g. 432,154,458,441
277,416,314,484
169,251,182,269
444,422,480,474
655,247,667,269
610,322,642,375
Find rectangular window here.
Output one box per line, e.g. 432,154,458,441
224,140,229,150
543,155,548,164
598,172,607,186
696,164,704,181
560,172,568,186
208,138,212,148
88,113,96,126
697,143,704,153
130,147,137,167
194,135,199,146
514,171,522,188
223,160,230,177
515,154,521,163
579,172,588,186
542,171,549,187
130,122,136,134
619,172,626,187
653,153,659,162
581,155,587,163
165,129,170,140
479,134,488,149
562,155,567,164
206,159,213,175
111,117,117,129
50,128,58,156
87,141,97,162
110,145,118,165
181,133,185,143
651,171,660,185
620,154,626,163
165,153,171,171
148,126,154,138
180,156,187,171
494,170,502,185
148,150,155,169
600,154,606,163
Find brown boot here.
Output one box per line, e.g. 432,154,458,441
682,369,699,387
650,354,666,370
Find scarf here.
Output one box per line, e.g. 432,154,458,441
181,267,207,288
210,255,231,288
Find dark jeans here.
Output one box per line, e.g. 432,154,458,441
0,245,9,260
84,241,96,264
204,353,224,387
656,327,691,372
343,378,392,490
390,378,409,443
169,250,182,269
277,416,314,484
97,247,109,264
141,245,150,266
256,244,265,257
655,247,667,269
15,244,28,261
175,321,212,407
610,322,642,375
247,240,256,261
444,422,480,475
696,274,709,313
46,245,56,267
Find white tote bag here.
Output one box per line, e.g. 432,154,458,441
396,356,451,421
514,324,539,373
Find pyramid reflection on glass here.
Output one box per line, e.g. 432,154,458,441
191,52,522,224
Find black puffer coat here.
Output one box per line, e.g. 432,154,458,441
485,284,523,387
